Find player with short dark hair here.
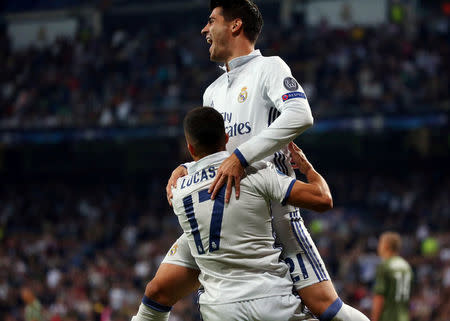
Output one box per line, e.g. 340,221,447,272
209,0,263,44
183,106,227,157
132,106,332,320
372,232,413,321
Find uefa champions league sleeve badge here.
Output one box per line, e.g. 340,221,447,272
283,77,299,91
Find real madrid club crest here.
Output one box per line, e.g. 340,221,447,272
168,243,178,256
238,86,248,103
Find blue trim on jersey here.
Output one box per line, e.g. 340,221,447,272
142,295,172,312
234,148,249,167
268,109,289,175
268,107,274,126
296,217,327,280
289,211,323,281
198,189,211,202
273,153,286,175
273,153,281,172
319,298,343,321
209,185,226,252
180,164,187,169
268,107,280,126
183,195,205,254
281,179,296,206
197,288,205,321
279,153,289,174
296,253,309,279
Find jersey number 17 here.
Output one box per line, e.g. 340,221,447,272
182,186,226,255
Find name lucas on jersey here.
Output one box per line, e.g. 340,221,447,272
220,112,252,137
179,166,217,190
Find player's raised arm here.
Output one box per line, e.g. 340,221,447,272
210,58,313,202
285,142,332,212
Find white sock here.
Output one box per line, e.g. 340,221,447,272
131,300,170,321
320,298,369,321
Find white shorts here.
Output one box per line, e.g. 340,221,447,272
271,203,330,290
199,294,316,321
161,233,199,270
162,204,329,291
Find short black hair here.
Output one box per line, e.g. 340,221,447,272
210,0,263,43
184,107,226,155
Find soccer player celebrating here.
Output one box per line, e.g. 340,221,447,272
372,232,413,321
132,108,329,321
173,106,333,320
138,1,369,320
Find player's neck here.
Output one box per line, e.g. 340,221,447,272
192,148,226,162
225,42,254,71
382,251,397,260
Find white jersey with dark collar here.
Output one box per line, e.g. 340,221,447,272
202,50,313,174
171,151,297,305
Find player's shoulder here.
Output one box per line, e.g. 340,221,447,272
244,161,279,184
239,161,274,195
387,256,412,272
245,160,273,175
255,55,290,70
171,175,198,209
171,181,186,208
252,55,291,81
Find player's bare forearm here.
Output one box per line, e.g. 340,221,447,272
287,181,332,212
305,167,331,201
287,143,332,212
371,294,385,321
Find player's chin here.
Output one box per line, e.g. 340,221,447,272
210,53,225,63
210,53,219,62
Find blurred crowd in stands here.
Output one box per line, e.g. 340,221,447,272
0,169,449,321
1,3,449,321
0,10,448,129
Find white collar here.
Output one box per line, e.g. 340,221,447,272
188,151,230,175
220,49,261,72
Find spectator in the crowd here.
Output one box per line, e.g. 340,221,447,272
21,287,43,321
0,11,448,129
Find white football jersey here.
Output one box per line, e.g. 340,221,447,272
203,49,313,175
172,151,297,305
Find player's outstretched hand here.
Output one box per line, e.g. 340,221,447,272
288,142,313,175
208,153,245,203
166,165,188,206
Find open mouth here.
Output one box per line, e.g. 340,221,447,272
206,37,213,53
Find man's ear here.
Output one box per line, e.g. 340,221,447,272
225,133,229,145
231,19,243,33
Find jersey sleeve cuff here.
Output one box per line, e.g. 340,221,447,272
233,148,249,168
281,179,296,206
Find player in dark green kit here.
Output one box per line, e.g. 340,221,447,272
371,232,412,321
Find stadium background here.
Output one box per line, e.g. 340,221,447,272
0,0,448,320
